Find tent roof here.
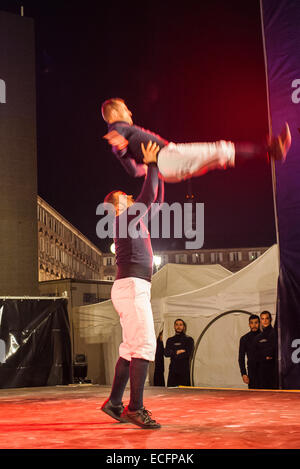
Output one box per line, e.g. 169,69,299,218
151,262,232,299
163,244,278,310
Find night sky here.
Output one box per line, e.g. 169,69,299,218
1,0,276,253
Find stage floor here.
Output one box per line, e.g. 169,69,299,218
0,384,299,449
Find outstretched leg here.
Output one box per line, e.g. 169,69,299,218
157,123,291,183
157,139,235,182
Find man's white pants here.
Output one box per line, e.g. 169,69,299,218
157,140,235,183
111,277,156,362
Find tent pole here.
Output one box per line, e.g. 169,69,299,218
259,0,282,389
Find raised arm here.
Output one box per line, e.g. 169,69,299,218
117,151,148,178
141,141,164,219
149,175,164,220
134,141,161,206
116,141,161,231
119,141,161,230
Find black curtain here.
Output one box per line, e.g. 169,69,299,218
0,298,72,388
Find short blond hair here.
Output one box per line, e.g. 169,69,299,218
101,97,124,122
104,190,126,206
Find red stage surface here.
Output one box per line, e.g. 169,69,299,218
0,385,299,449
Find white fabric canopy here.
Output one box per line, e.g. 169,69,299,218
73,245,279,387
150,262,232,338
151,263,232,299
162,244,279,388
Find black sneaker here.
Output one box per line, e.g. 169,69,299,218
101,398,127,423
121,406,161,429
268,122,291,162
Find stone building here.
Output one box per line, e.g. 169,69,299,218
38,196,103,282
101,245,269,281
154,246,269,273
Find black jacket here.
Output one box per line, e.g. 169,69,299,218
238,330,260,376
254,325,277,361
254,325,278,389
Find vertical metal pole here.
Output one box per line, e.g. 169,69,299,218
259,0,282,388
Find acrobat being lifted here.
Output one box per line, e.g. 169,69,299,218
101,97,291,183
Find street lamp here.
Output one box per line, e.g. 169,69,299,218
153,255,162,271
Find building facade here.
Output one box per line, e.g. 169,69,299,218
38,196,103,282
37,195,270,284
155,247,269,273
101,246,270,281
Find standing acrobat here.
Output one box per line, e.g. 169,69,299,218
101,141,163,429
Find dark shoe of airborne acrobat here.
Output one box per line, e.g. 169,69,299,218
267,122,291,162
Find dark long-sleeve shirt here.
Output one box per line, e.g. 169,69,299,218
238,330,260,376
254,325,278,389
254,325,277,362
164,332,194,386
164,333,194,362
107,121,169,177
114,163,164,282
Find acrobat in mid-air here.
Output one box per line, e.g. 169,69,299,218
101,97,291,183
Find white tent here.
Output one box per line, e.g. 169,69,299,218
161,244,279,388
150,262,232,336
73,245,279,388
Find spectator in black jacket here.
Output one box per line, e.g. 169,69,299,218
238,314,260,389
254,311,278,389
164,319,194,387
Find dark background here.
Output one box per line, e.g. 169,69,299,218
0,0,276,252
